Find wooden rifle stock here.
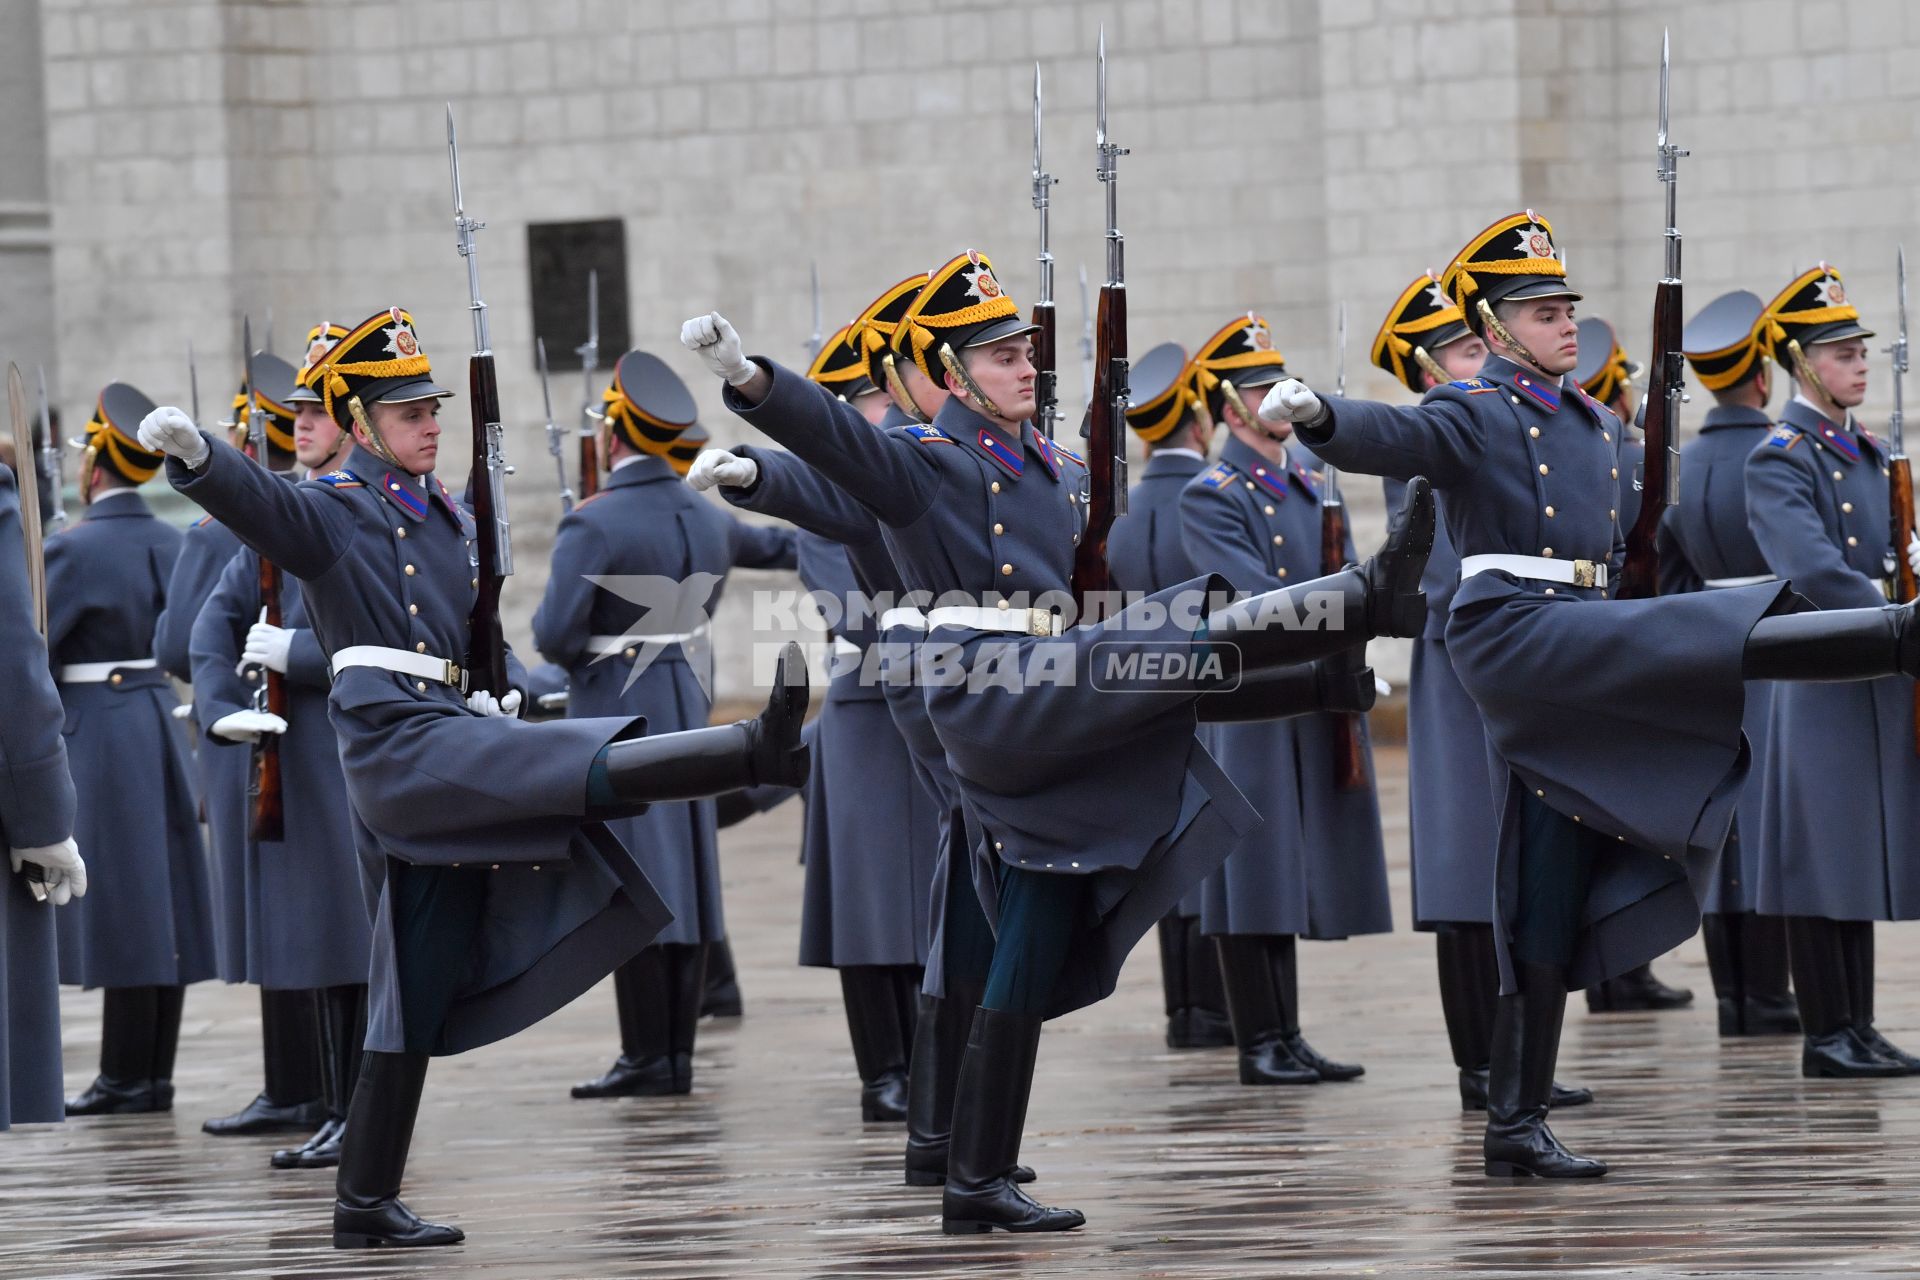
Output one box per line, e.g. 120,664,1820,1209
1891,459,1920,754
466,352,511,695
577,432,600,501
1319,494,1368,790
1618,278,1682,600
1031,301,1058,441
1072,283,1123,609
249,551,287,842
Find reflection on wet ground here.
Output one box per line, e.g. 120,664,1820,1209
6,747,1920,1274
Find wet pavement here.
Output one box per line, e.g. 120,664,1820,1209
7,745,1920,1276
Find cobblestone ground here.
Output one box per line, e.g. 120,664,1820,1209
6,746,1920,1277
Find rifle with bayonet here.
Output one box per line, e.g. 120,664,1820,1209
1071,29,1129,616
576,269,602,502
1619,29,1686,601
1318,304,1369,789
8,363,50,900
1030,63,1061,442
187,340,201,428
447,104,513,698
36,365,65,532
241,319,286,841
1077,263,1094,409
806,260,824,362
538,338,574,514
1886,245,1917,754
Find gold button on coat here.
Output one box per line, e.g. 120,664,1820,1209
1001,563,1013,576
404,564,416,576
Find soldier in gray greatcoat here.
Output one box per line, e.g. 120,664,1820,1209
533,349,794,1102
1746,265,1920,1079
1656,291,1798,1037
0,462,88,1130
141,306,809,1249
52,384,215,1118
1264,212,1920,1179
1179,314,1390,1087
685,247,1432,1233
157,345,328,1138
190,329,377,1171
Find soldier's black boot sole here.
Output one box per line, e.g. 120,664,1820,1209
940,1008,1080,1234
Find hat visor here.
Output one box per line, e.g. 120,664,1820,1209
1806,321,1876,345
285,386,323,404
359,377,454,406
958,316,1043,349
1227,364,1289,389
1427,320,1474,350
1499,278,1583,303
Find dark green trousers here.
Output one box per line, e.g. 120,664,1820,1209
941,830,999,990
389,861,491,1054
981,864,1090,1017
1512,791,1601,971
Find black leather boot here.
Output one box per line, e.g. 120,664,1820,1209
941,1008,1083,1234
1483,962,1606,1178
1271,935,1363,1081
1451,927,1591,1111
572,948,677,1097
1195,657,1377,723
332,1052,462,1249
1585,962,1693,1012
903,984,1041,1189
66,986,161,1116
206,987,324,1134
1743,600,1920,681
592,645,809,817
665,942,708,1093
1788,916,1903,1078
1203,477,1433,678
1437,929,1493,1108
274,990,338,1170
841,966,911,1122
1702,912,1747,1035
1842,921,1920,1071
1214,935,1318,1085
701,938,744,1019
1181,917,1234,1048
1741,914,1801,1035
1156,913,1187,1042
277,985,366,1169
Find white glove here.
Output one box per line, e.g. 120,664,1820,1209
209,709,289,742
1906,531,1919,579
686,449,759,493
171,702,194,721
679,313,756,386
136,406,210,469
466,688,524,718
239,615,294,674
12,838,87,906
1374,675,1392,697
1258,379,1325,426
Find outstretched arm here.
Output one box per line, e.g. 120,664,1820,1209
163,429,355,581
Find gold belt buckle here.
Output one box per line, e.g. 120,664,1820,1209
443,659,466,692
1572,559,1598,589
1027,610,1058,638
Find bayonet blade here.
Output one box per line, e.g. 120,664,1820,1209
242,316,264,459
1334,301,1348,399
7,364,44,635
806,260,823,359
1657,28,1670,151
1095,27,1107,152
36,364,63,530
1032,62,1044,181
1898,244,1910,375
187,340,200,425
537,337,556,423
586,269,599,364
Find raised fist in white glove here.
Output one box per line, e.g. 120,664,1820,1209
137,406,210,469
685,449,759,493
239,615,294,674
1907,531,1919,579
679,313,756,386
1259,379,1325,426
210,709,289,742
12,837,87,906
466,688,524,718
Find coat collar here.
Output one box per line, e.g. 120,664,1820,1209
342,445,463,524
1143,449,1207,480
1781,397,1870,463
936,399,1058,483
1481,354,1565,413
1699,404,1775,433
607,455,677,488
82,488,150,520
1220,435,1317,502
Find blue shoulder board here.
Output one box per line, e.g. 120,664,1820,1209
192,513,215,527
314,470,365,488
1044,437,1083,466
904,425,953,444
1197,462,1235,489
1449,377,1499,395
1765,423,1801,450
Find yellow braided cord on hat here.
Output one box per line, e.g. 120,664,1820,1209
87,413,162,484
1127,378,1193,442
311,311,432,420
1581,344,1632,404
601,385,690,458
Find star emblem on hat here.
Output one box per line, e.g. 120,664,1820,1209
963,259,1003,304
1513,221,1554,259
383,316,420,360
1818,276,1847,306
1245,319,1273,351
1422,280,1451,314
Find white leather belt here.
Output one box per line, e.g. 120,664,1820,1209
331,645,464,690
587,624,709,655
1460,554,1608,590
925,605,1062,637
58,658,157,683
880,607,929,631
1702,573,1778,589
831,635,861,658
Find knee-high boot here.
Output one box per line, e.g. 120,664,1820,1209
1183,917,1233,1048
149,985,185,1112
572,948,676,1097
903,981,1038,1188
701,938,743,1019
276,985,365,1170
1483,961,1606,1178
840,966,911,1122
1787,916,1899,1077
1213,935,1317,1085
1454,928,1590,1110
1842,921,1920,1071
66,986,161,1115
1437,929,1493,1107
205,987,324,1134
1270,935,1363,1081
665,942,708,1094
940,1008,1083,1234
1702,912,1747,1034
1742,914,1800,1034
332,1051,462,1249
